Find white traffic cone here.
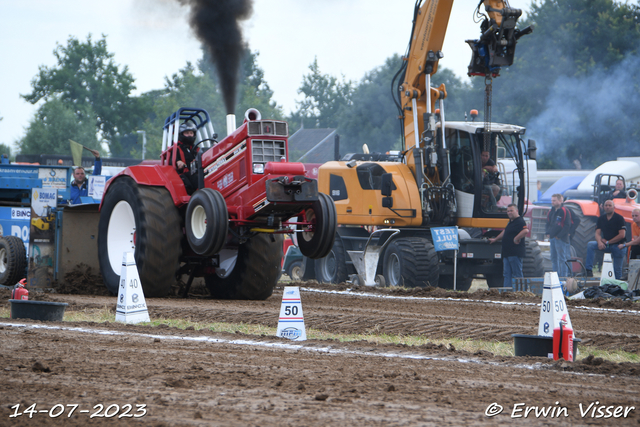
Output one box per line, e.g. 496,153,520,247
276,286,306,341
538,272,575,338
600,253,615,284
115,252,150,324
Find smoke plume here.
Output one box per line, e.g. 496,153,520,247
180,0,253,114
525,51,640,168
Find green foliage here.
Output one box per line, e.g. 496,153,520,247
487,0,640,168
21,35,141,156
17,98,99,155
431,67,476,121
0,143,11,161
289,58,354,131
335,55,402,154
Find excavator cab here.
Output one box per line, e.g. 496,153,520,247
445,122,528,226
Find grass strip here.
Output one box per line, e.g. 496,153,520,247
1,306,637,364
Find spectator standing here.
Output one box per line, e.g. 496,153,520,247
585,199,626,278
619,208,640,259
489,204,529,287
546,194,572,277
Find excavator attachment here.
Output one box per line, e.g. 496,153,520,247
467,1,533,77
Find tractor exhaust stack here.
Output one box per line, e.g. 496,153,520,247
226,114,236,136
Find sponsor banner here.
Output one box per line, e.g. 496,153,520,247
38,168,68,189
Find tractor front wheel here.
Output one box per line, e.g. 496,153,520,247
297,193,337,259
185,188,228,256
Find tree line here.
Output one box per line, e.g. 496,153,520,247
9,0,640,168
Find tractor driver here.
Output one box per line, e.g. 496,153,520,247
174,121,200,194
612,179,627,199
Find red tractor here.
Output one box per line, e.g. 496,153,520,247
98,107,336,299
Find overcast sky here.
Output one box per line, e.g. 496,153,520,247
0,0,530,153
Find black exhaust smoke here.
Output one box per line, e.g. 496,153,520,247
180,0,253,114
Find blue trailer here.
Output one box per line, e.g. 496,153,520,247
0,163,104,288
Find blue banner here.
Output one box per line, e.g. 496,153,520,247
430,226,459,252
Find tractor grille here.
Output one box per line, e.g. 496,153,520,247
530,206,550,241
248,121,288,136
252,140,286,163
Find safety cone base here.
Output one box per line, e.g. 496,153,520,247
115,252,150,324
276,286,306,341
538,272,574,337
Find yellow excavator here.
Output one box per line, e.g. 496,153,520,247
312,0,539,290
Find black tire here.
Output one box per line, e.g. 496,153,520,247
382,237,439,288
314,234,349,284
301,256,316,280
485,273,503,288
287,260,303,281
98,178,182,297
206,234,283,300
185,188,228,256
297,193,337,259
0,236,27,286
566,205,595,261
439,274,473,291
523,240,545,277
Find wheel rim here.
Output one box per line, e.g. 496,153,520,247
0,247,6,274
321,250,337,280
107,200,136,275
301,209,316,242
291,265,303,281
387,253,401,286
191,205,207,240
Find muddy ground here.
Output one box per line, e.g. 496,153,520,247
1,279,639,426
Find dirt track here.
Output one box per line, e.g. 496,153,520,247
1,282,639,426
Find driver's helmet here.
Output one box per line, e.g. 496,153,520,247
178,121,197,145
179,121,197,135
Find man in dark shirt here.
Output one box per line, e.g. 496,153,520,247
546,194,571,277
489,204,529,287
585,199,627,278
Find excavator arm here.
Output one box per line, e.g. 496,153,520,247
391,0,530,226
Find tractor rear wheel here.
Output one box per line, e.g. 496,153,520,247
98,178,181,297
382,237,439,288
314,234,349,284
206,234,283,300
297,193,337,259
566,206,595,261
0,236,26,286
185,188,228,256
523,240,545,277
